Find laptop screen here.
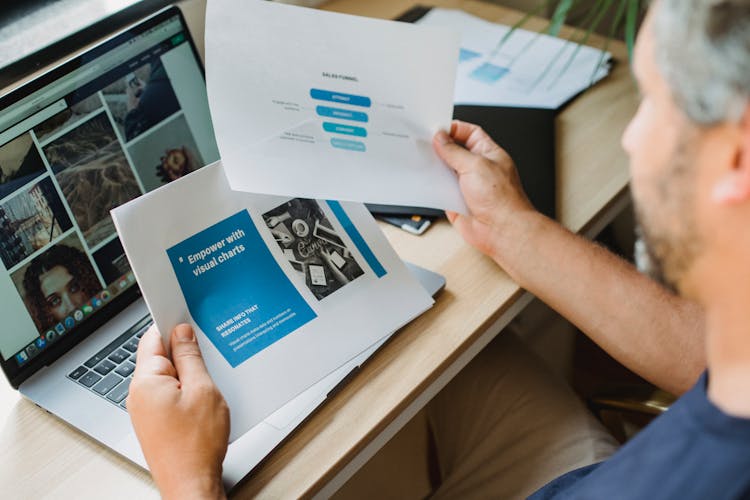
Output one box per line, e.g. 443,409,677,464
0,8,219,381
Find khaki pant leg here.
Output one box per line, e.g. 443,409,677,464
427,332,618,500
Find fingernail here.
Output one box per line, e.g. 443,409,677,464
175,325,194,342
436,130,453,145
450,121,458,136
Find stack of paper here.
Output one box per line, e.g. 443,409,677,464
416,8,612,109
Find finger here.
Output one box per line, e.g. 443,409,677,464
170,324,213,390
449,120,481,144
134,325,177,378
450,120,506,163
447,212,476,248
433,130,481,176
445,210,460,223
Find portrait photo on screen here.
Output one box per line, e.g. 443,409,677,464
42,113,141,247
0,176,73,269
0,132,46,201
263,198,364,300
101,59,181,142
11,232,102,333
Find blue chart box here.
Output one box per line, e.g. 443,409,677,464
167,210,317,367
330,138,366,152
323,122,367,137
310,88,371,107
316,106,369,123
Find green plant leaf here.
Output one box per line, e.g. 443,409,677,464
551,0,615,89
625,0,639,60
548,0,576,36
492,0,553,56
590,0,627,82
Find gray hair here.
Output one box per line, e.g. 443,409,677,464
653,0,750,124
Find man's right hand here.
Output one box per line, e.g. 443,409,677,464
433,120,539,260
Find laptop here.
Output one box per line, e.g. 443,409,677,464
0,6,445,490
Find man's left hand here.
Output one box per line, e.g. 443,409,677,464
128,324,229,500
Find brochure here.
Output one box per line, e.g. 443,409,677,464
205,0,467,213
111,161,434,441
416,8,612,109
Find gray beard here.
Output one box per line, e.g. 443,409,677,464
634,228,677,294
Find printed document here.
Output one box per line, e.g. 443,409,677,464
205,0,467,213
112,162,434,440
417,9,612,109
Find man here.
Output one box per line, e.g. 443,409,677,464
127,0,750,497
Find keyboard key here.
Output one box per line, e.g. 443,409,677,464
83,328,138,368
122,338,140,353
79,371,102,387
115,362,135,377
68,366,88,380
93,373,123,395
107,378,131,403
94,359,116,375
108,349,130,364
120,399,128,410
84,345,119,368
135,327,148,338
129,353,137,364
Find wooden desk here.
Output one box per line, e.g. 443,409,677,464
0,1,637,498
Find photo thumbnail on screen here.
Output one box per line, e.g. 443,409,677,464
34,94,104,144
93,237,131,286
102,59,181,142
263,199,364,300
0,132,46,201
11,232,102,334
42,113,141,247
0,176,73,269
127,114,203,191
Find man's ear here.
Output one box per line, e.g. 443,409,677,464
712,104,750,204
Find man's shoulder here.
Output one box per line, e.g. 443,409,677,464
530,373,750,499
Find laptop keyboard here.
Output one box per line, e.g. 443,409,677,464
67,317,152,411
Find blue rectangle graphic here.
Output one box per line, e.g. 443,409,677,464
326,201,386,278
310,88,371,107
469,63,510,84
323,122,367,137
316,106,369,123
330,138,366,152
167,210,317,367
459,48,482,62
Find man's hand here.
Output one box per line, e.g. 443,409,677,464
434,120,537,259
128,324,229,500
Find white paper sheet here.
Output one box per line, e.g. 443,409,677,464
111,162,434,441
416,9,612,109
205,0,467,213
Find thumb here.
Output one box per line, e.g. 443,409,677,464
447,211,471,237
134,325,177,379
433,130,478,176
170,324,212,389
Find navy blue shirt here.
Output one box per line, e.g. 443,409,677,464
530,373,750,499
